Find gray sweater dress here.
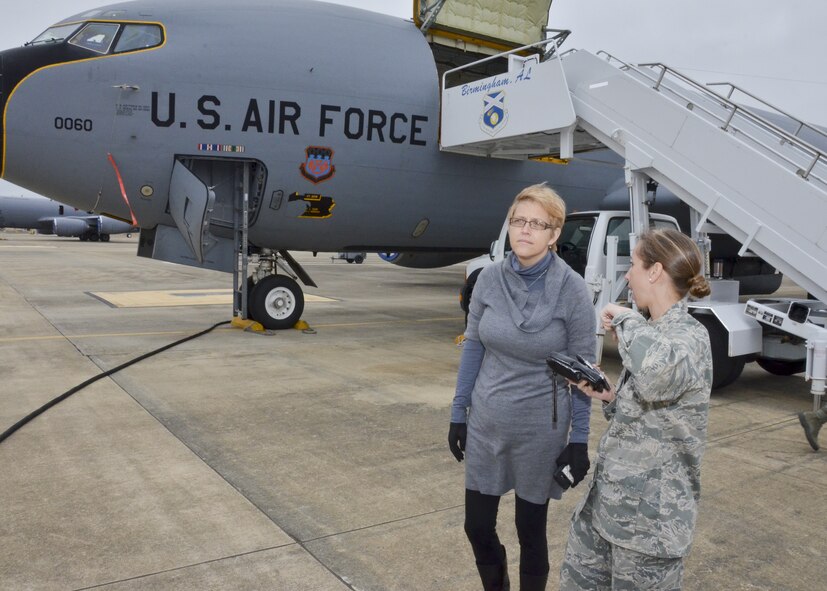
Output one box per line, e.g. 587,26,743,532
457,253,596,504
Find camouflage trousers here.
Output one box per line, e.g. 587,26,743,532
559,494,684,590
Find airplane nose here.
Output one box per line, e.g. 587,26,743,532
0,44,71,178
1,38,105,179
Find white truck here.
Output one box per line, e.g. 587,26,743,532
460,210,827,391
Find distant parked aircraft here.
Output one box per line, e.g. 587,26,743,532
0,194,135,241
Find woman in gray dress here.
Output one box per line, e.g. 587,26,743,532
559,229,713,590
449,183,596,591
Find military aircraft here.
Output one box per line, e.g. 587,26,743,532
0,193,135,240
0,0,779,328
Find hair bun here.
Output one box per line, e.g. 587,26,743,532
688,274,711,298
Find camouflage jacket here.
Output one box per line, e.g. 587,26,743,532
574,301,712,558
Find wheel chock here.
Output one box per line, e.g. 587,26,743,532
294,319,316,334
231,317,265,332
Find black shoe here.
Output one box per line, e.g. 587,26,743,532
519,571,548,591
476,545,510,591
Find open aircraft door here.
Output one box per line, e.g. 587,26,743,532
414,0,554,53
168,160,216,264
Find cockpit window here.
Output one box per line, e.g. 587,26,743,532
29,24,81,45
114,24,163,53
69,22,120,54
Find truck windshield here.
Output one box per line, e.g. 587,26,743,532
559,216,596,276
605,216,678,256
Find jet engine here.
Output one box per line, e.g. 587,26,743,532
379,251,479,269
49,217,90,237
99,216,133,235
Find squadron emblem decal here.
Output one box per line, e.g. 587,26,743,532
480,91,508,136
299,146,336,184
289,192,335,219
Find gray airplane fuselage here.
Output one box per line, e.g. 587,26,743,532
0,194,134,238
0,194,85,227
0,0,619,262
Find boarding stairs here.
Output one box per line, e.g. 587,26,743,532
440,42,827,305
440,41,827,400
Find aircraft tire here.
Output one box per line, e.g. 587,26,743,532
79,234,89,242
694,313,746,389
89,233,100,242
249,275,304,330
459,268,483,327
756,357,806,376
100,234,110,242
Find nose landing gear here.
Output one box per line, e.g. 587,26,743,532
248,274,305,330
240,249,316,330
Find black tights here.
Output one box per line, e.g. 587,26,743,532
464,488,550,576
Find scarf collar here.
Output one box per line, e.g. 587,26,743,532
498,252,567,333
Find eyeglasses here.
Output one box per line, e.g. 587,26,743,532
509,217,555,231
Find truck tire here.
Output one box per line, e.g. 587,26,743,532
694,313,746,389
756,357,806,376
460,268,483,325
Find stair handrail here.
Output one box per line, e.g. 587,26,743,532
641,63,825,183
706,81,827,147
593,51,826,184
441,37,560,90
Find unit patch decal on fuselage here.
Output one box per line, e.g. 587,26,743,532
480,91,508,136
149,93,429,146
300,146,335,183
289,192,335,219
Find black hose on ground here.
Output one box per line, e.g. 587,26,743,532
0,320,231,445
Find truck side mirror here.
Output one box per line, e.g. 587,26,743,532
489,240,498,260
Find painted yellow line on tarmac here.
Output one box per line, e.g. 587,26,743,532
0,245,59,249
310,316,464,328
0,317,464,343
0,330,202,344
89,288,336,308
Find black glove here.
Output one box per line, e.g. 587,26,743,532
448,422,467,462
555,442,590,487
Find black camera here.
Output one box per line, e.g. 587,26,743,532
553,464,574,490
546,353,610,392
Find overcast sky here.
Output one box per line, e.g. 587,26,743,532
2,0,825,197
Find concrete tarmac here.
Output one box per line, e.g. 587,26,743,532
0,231,824,590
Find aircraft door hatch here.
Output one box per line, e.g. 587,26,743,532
168,160,216,264
166,157,267,266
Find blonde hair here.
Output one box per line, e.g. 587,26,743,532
507,183,566,229
636,229,711,298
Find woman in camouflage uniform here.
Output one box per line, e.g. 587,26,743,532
559,229,713,591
